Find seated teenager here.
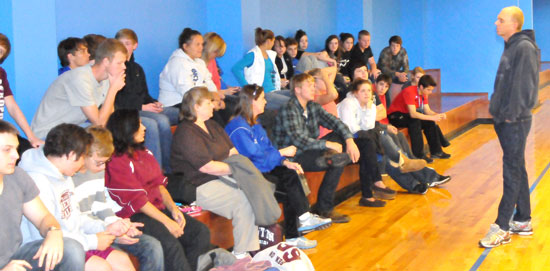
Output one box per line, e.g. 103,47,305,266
273,36,293,88
293,30,336,66
31,39,127,139
339,32,354,75
105,109,211,271
169,87,259,258
401,66,425,90
19,124,135,271
272,73,361,221
83,34,107,65
57,37,90,75
158,28,217,108
377,35,409,84
323,35,348,96
338,79,451,195
73,126,164,271
285,38,301,74
232,28,289,110
0,33,44,157
225,84,332,249
114,28,174,173
0,120,85,271
306,67,339,138
347,30,380,79
388,75,451,161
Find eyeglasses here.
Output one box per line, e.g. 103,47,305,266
94,158,111,167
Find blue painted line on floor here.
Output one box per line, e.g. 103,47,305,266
469,159,550,271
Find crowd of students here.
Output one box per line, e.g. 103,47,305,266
0,27,454,271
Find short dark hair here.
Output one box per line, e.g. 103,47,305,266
418,75,437,88
106,109,144,155
339,33,354,43
178,28,201,49
350,78,372,93
350,62,367,81
376,73,391,85
275,35,286,47
57,37,87,67
43,123,92,160
0,33,11,64
83,34,107,60
389,35,402,45
233,84,264,126
358,30,370,38
0,120,18,136
285,37,298,47
255,28,274,46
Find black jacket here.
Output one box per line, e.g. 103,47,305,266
114,55,156,110
275,53,294,80
490,30,539,123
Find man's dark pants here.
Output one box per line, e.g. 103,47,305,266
494,117,532,230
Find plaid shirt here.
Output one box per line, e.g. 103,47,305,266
272,96,353,156
377,46,409,79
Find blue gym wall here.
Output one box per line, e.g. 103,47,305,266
0,0,542,132
534,0,550,62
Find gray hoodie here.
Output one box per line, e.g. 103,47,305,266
490,30,540,123
19,148,106,250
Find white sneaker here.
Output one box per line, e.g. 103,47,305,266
286,236,317,249
231,251,250,260
298,213,332,233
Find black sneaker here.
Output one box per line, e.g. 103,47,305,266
421,155,434,164
428,175,452,187
358,197,386,207
411,183,428,194
431,151,451,159
315,152,352,168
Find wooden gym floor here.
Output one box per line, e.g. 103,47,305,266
305,100,550,271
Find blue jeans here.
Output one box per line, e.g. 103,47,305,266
140,111,173,173
10,237,85,271
113,234,164,271
265,90,291,110
161,106,180,125
494,117,532,230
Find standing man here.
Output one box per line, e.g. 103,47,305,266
479,6,539,248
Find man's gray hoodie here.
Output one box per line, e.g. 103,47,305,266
490,30,539,123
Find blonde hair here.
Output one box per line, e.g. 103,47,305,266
115,28,138,43
201,32,226,62
86,126,114,158
290,73,315,95
411,66,425,75
503,6,524,31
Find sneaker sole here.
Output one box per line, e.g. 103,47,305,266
510,230,533,236
478,238,511,248
298,221,332,233
429,178,451,188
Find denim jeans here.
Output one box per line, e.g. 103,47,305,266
494,117,532,230
161,106,180,125
10,237,85,271
113,234,164,271
140,111,173,173
265,90,291,110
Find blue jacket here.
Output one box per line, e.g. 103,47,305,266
225,116,285,173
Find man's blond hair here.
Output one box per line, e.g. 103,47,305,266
86,126,114,158
503,6,524,31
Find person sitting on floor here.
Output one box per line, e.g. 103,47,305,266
387,75,451,161
225,84,332,250
105,109,211,271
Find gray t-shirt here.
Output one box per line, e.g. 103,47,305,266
31,65,109,139
0,167,40,269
